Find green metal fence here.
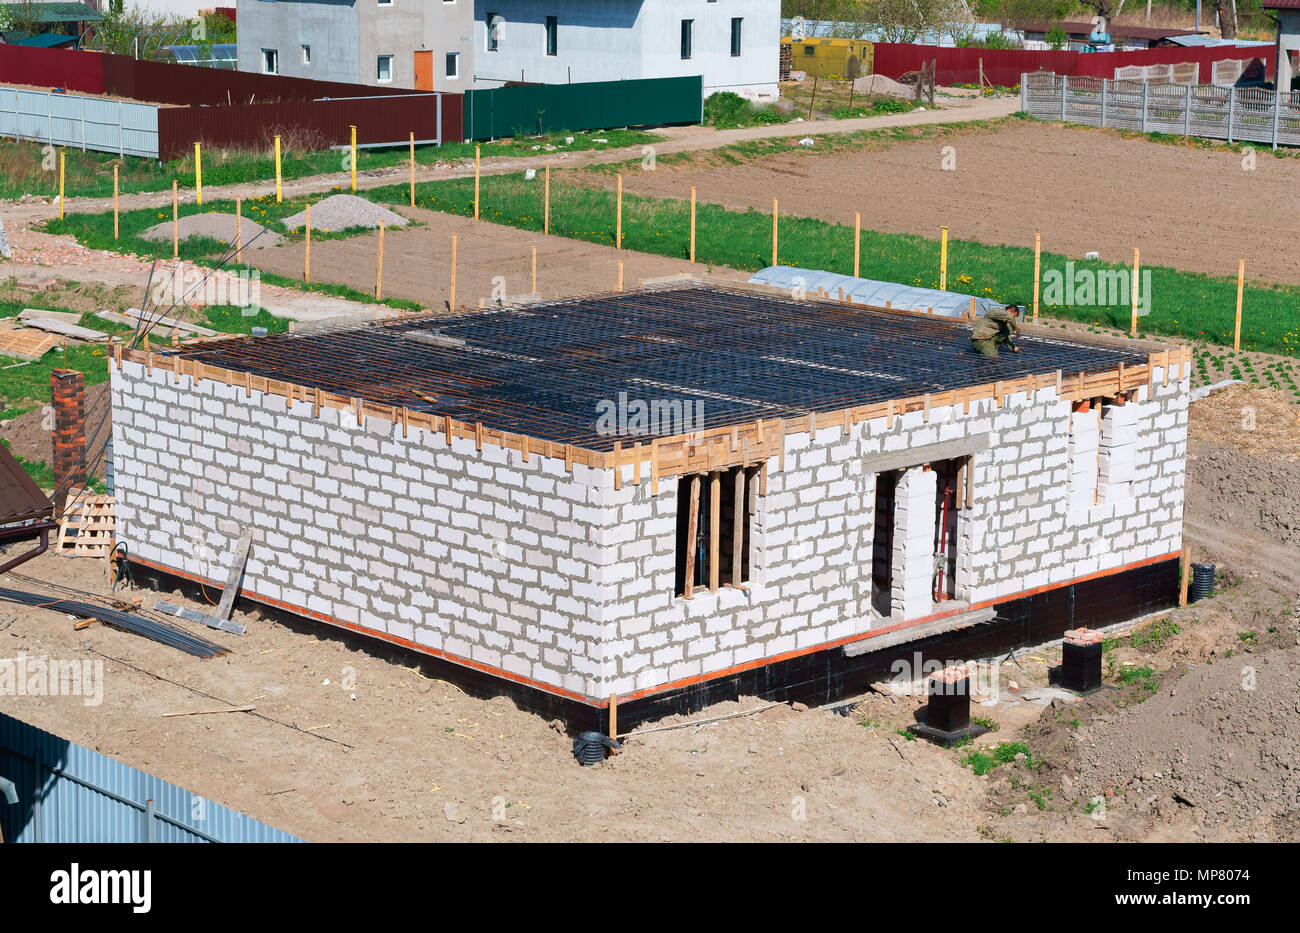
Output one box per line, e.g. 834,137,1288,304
464,76,703,141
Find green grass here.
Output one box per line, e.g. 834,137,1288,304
703,91,792,129
1117,665,1159,694
365,170,1300,355
1131,616,1182,652
961,741,1037,776
2,129,659,201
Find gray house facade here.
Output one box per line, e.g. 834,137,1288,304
235,0,475,92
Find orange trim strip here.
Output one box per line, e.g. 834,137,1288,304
133,549,1179,710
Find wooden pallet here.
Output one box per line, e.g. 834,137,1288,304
57,495,116,558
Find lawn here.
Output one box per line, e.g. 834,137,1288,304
0,129,659,202
363,170,1300,357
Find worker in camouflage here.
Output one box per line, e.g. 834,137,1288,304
971,304,1022,357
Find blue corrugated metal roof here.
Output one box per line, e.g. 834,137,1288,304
0,712,303,843
749,266,1006,319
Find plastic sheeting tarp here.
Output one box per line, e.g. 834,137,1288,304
748,266,1005,319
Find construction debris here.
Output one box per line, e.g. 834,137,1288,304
17,309,109,343
0,328,61,361
155,600,247,636
56,495,116,558
0,585,229,658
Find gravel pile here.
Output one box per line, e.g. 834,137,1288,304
280,194,408,232
851,74,914,99
140,212,284,249
1068,645,1300,830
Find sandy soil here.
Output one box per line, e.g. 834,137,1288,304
591,120,1300,286
247,207,748,308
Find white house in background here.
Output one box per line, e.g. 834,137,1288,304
234,0,474,92
1263,0,1300,90
472,1,780,99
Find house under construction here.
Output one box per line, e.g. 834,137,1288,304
108,283,1190,729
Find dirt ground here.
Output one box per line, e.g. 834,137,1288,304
1,384,1296,842
247,206,748,308
593,120,1300,286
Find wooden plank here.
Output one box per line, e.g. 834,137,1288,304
732,467,744,587
17,309,109,342
709,471,720,592
214,527,254,622
162,705,256,718
0,328,61,361
683,475,700,599
154,600,247,636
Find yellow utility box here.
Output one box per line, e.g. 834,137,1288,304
780,37,874,80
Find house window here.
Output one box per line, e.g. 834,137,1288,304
378,0,392,6
377,55,393,82
545,15,558,56
301,44,311,65
675,466,755,598
445,51,460,79
731,17,743,57
261,48,279,74
486,12,501,51
680,19,693,60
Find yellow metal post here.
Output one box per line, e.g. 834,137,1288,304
1130,247,1140,337
771,198,778,268
274,134,282,203
939,225,948,290
194,142,203,205
58,150,65,219
1033,231,1041,323
113,163,119,240
474,144,480,219
853,211,861,278
1234,259,1245,351
350,125,357,192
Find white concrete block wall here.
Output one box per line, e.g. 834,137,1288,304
112,357,1190,704
110,359,617,700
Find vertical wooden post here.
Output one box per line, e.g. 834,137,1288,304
544,162,550,234
409,131,416,207
617,260,624,292
193,141,203,205
683,475,700,598
1233,259,1244,351
690,185,697,264
375,221,385,300
968,296,976,321
531,244,537,294
171,180,178,259
304,203,311,283
1033,231,1041,323
1178,547,1191,607
58,150,64,219
771,198,778,267
112,163,119,240
609,693,618,744
274,134,282,203
709,472,720,592
853,211,861,278
939,225,948,290
350,125,357,192
1129,247,1140,337
732,468,744,587
616,172,623,250
474,144,480,219
449,232,458,308
235,195,242,264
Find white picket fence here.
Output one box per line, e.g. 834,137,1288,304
1021,72,1300,148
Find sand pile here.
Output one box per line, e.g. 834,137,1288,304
280,194,408,233
140,212,284,249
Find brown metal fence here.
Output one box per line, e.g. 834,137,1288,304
157,93,463,160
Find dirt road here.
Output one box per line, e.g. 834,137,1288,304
595,119,1300,285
